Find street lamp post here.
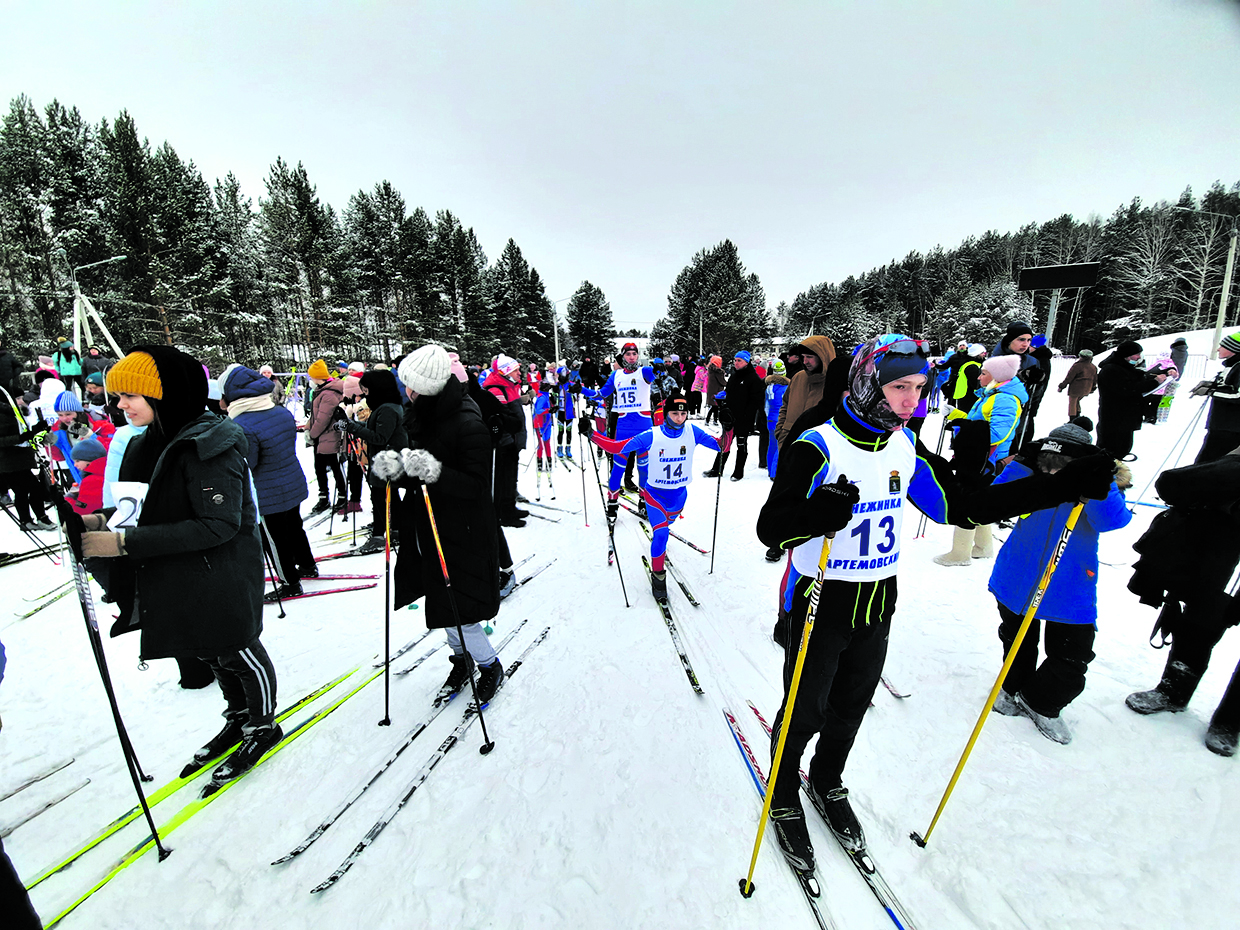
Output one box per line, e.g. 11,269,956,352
1172,207,1239,360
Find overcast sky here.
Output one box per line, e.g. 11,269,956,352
4,0,1239,332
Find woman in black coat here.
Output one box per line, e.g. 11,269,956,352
79,345,280,783
388,345,504,702
1096,341,1158,460
346,369,410,553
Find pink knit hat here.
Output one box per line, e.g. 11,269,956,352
982,355,1021,384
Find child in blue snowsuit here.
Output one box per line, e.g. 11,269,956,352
555,368,578,458
585,394,723,600
765,359,790,481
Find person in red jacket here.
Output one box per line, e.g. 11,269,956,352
67,436,107,514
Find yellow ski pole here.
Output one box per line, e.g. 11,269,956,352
739,532,832,898
911,500,1087,849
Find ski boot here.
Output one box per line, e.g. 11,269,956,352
181,716,245,777
651,569,669,604
356,535,386,555
769,803,817,876
565,446,573,460
309,496,330,515
764,545,782,563
606,498,619,530
264,582,303,602
476,659,505,703
637,496,648,520
807,783,866,853
556,447,565,459
209,724,283,784
499,568,516,599
437,653,476,703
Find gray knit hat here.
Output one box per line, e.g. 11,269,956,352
1042,422,1097,458
398,344,452,397
1078,349,1094,359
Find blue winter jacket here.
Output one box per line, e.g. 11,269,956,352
967,378,1028,462
988,461,1131,624
222,367,309,516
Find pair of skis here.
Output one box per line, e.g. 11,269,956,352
731,701,920,930
273,621,530,867
641,556,704,696
304,627,550,893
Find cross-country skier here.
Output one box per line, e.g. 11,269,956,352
555,367,578,459
581,342,655,526
532,380,554,472
755,333,1116,883
582,394,723,601
84,346,281,783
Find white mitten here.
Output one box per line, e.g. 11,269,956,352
402,449,443,483
371,450,405,482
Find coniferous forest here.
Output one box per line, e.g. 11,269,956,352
2,94,1238,372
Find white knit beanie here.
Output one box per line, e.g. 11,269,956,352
398,344,452,397
982,354,1021,384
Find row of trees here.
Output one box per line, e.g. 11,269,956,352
0,95,621,371
776,183,1240,354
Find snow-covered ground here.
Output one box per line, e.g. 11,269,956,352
3,333,1238,930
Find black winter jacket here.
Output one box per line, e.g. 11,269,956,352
394,378,500,626
722,363,765,433
0,350,22,397
1097,354,1158,432
115,413,264,660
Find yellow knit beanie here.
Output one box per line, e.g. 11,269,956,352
307,359,330,380
106,351,163,399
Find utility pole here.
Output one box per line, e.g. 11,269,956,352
1212,226,1238,361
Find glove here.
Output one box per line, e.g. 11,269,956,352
1191,380,1216,397
805,475,860,535
343,418,359,434
950,420,992,477
371,450,405,482
578,416,594,439
487,414,502,437
718,406,735,431
82,531,126,558
401,448,443,483
81,513,108,531
570,383,581,395
1050,454,1116,502
1057,385,1065,393
17,425,48,443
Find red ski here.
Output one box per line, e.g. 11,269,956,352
266,573,379,582
264,583,377,603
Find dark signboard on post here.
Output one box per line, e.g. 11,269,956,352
1017,262,1101,291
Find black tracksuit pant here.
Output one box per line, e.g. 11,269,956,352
313,453,344,504
203,639,278,732
0,469,48,524
997,602,1096,717
770,575,894,805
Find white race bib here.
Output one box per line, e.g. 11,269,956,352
612,373,650,414
107,481,149,530
647,426,697,489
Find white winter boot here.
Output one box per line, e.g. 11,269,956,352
971,523,994,559
934,527,975,567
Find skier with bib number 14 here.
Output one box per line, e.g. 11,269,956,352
581,393,723,602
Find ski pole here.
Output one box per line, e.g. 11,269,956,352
915,417,952,539
911,499,1087,849
54,493,171,861
579,430,589,528
740,532,832,898
0,494,60,563
709,430,731,575
379,482,392,727
583,423,629,606
258,517,287,620
1130,394,1209,511
419,483,495,754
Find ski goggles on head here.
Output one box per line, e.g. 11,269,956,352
856,337,927,368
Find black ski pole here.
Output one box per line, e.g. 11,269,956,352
419,483,495,753
379,482,392,727
0,494,60,563
258,517,287,619
583,420,629,606
709,430,729,574
578,429,589,527
53,494,171,860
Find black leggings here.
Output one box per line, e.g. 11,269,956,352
263,507,316,582
0,469,48,523
997,602,1096,717
313,453,345,502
